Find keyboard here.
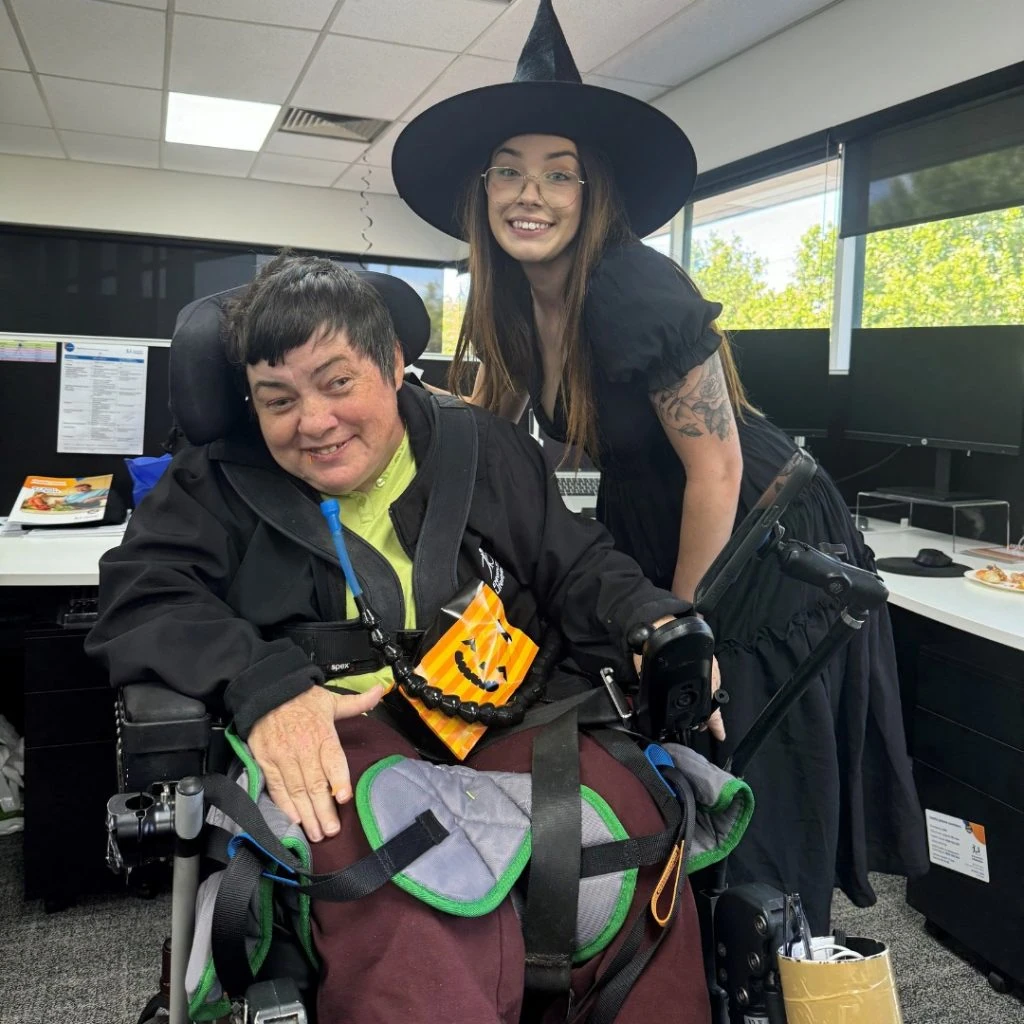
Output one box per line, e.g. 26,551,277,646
556,471,601,514
556,472,601,497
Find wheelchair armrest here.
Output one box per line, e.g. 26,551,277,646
121,683,212,755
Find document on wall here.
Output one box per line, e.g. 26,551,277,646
57,341,148,454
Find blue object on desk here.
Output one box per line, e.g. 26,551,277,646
125,454,172,507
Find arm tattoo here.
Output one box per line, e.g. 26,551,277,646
653,353,735,441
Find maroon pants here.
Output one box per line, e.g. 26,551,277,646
311,717,711,1024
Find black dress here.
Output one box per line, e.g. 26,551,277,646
529,241,927,932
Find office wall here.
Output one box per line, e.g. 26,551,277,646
0,154,462,263
655,0,1024,172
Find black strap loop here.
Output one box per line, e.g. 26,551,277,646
211,844,263,1000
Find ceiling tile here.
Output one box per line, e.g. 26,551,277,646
404,54,514,120
161,141,256,177
294,35,453,121
334,163,397,195
362,120,407,169
0,71,50,128
0,122,64,158
11,0,165,88
250,152,347,187
170,15,317,104
582,74,664,102
331,0,504,53
0,6,29,71
469,0,688,73
41,77,162,138
112,0,167,8
175,0,336,31
263,131,368,163
596,0,836,86
62,130,159,167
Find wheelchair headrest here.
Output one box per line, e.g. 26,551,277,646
169,271,432,446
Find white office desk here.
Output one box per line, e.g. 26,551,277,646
0,527,126,587
863,519,1024,652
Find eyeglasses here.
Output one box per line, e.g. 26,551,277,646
481,166,585,208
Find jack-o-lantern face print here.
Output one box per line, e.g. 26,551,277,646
454,623,513,693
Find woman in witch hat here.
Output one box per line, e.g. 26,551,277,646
393,0,927,934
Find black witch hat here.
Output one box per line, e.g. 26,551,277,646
392,0,696,240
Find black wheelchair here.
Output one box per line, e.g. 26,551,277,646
102,284,890,1024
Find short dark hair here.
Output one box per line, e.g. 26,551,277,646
226,252,397,379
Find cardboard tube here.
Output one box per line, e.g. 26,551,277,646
777,937,903,1024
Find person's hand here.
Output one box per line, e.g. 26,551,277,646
248,684,383,842
632,617,726,742
707,656,725,742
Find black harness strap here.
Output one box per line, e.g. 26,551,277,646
275,623,423,676
413,395,478,624
523,708,582,995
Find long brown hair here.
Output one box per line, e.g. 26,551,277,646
448,142,757,461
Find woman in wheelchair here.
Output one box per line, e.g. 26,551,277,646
87,253,731,1023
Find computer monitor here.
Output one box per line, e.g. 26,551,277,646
844,326,1024,498
730,330,830,439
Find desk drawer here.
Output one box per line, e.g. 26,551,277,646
25,687,115,747
908,761,1024,987
918,642,1024,752
24,628,108,694
914,708,1024,811
23,739,118,902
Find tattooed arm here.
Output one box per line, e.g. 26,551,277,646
651,352,743,604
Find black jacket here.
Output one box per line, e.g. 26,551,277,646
86,385,687,737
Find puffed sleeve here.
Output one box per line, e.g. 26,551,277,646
583,241,724,391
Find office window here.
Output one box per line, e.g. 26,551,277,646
686,160,840,329
860,204,1024,327
643,227,672,257
440,266,470,356
359,262,448,353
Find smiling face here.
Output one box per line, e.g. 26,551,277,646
486,133,584,266
247,326,405,495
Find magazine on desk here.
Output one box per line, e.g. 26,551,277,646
5,474,113,528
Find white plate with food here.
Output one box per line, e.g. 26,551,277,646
964,565,1024,593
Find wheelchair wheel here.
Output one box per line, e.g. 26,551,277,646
136,992,168,1024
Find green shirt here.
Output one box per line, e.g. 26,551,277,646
325,431,417,694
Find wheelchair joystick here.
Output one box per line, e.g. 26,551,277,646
631,616,724,741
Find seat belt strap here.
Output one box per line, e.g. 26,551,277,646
523,708,582,995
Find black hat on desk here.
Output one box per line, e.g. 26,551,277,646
876,548,970,577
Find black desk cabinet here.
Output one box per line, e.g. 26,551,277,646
907,638,1024,990
22,626,118,907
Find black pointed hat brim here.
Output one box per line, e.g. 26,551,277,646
392,79,696,241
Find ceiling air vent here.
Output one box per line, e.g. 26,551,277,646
279,107,390,145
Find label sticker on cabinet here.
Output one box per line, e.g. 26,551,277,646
925,810,989,883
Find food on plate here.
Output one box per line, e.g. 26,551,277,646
976,565,1009,583
971,565,1024,590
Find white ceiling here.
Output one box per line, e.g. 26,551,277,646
0,0,838,194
